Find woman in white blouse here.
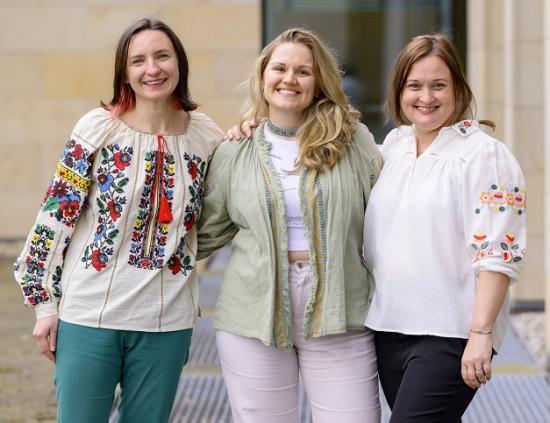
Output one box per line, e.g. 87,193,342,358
363,33,526,421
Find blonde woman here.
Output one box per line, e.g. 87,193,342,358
198,29,382,423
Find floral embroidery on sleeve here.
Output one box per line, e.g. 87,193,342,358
499,233,524,263
20,224,56,306
41,139,94,228
166,153,207,276
471,232,525,263
50,237,70,299
82,144,133,271
475,184,526,215
167,236,194,276
183,153,207,231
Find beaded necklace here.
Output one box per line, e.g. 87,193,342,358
267,119,298,138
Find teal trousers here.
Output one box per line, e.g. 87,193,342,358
55,320,192,423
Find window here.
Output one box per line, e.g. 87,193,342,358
263,0,467,142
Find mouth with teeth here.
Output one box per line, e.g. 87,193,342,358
415,105,439,113
277,88,300,96
143,78,167,87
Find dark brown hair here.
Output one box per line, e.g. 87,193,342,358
385,33,494,129
102,18,197,116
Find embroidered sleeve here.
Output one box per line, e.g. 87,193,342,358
14,137,95,318
463,140,526,283
196,141,238,260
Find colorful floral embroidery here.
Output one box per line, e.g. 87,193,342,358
183,153,207,231
51,237,70,299
500,233,524,263
471,232,490,260
455,120,472,135
20,224,56,306
41,139,94,228
82,144,133,271
470,232,525,263
475,184,526,216
60,139,94,176
167,237,194,276
128,151,175,269
51,266,63,299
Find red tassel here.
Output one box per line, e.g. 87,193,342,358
158,196,173,223
155,134,172,224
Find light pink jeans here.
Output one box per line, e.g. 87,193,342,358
216,261,380,423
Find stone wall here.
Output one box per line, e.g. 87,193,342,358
468,0,546,302
0,0,260,239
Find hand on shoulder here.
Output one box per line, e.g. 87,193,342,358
224,119,258,141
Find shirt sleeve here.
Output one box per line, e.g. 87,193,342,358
13,118,97,318
463,138,526,283
196,141,238,260
352,123,383,189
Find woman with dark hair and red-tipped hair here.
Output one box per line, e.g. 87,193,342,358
14,18,223,422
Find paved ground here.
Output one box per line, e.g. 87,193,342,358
0,260,57,423
2,250,549,423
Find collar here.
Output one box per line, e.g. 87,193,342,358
449,119,480,136
400,120,480,155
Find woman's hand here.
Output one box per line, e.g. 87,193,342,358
461,271,508,389
461,332,493,389
33,314,59,362
224,119,258,141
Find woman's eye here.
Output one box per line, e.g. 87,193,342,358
298,69,310,76
131,59,144,65
158,53,170,60
433,82,446,89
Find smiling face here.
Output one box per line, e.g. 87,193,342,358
262,42,316,127
400,54,455,143
126,30,179,107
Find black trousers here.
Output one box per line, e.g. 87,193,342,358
374,331,478,423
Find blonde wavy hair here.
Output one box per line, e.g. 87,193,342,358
241,28,360,171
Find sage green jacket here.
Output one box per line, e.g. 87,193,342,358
197,122,382,349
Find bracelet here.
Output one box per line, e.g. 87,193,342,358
470,329,492,335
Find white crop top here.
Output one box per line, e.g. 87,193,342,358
264,125,308,251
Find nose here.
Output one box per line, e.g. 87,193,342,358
419,87,434,102
282,70,296,84
146,59,160,74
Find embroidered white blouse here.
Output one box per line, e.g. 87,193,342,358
14,108,223,331
363,121,526,351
